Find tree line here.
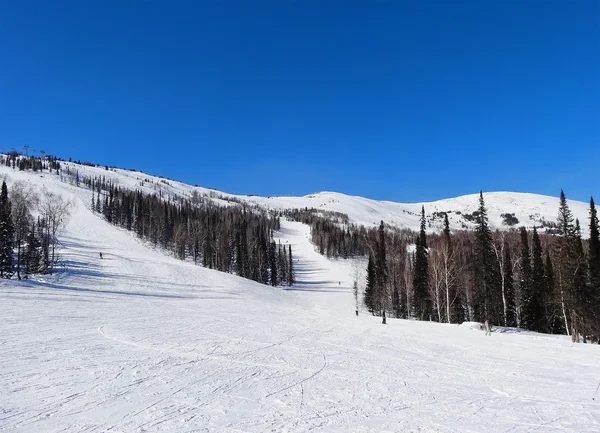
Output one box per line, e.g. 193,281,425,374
359,191,600,342
1,152,295,288
0,179,71,279
88,176,295,287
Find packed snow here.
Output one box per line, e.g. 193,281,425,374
1,166,600,432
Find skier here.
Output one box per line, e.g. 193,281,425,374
484,320,491,336
99,252,103,259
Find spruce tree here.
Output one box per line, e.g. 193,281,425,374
588,197,600,336
374,221,388,315
503,240,516,327
573,219,591,337
288,245,294,286
269,241,278,286
25,222,41,275
519,226,533,328
473,192,501,324
443,213,451,240
0,181,14,278
365,254,376,313
413,207,430,320
531,227,547,332
556,190,584,339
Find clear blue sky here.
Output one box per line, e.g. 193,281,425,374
1,1,598,202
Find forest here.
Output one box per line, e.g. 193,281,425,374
2,152,598,342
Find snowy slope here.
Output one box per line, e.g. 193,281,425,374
1,166,600,432
49,158,592,236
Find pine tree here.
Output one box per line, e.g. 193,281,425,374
0,181,14,278
531,227,547,332
588,197,600,336
473,191,501,324
288,245,294,286
24,222,41,275
365,254,376,313
519,227,533,328
443,213,451,240
556,190,584,340
573,218,592,338
413,207,430,319
503,240,516,327
269,241,278,286
374,221,388,316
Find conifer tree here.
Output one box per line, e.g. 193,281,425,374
288,245,294,286
519,227,532,327
375,220,388,316
503,240,516,327
544,251,562,333
555,190,583,339
531,227,547,332
365,254,376,313
0,181,14,278
269,241,278,286
413,207,430,319
24,222,41,275
589,198,600,285
588,197,600,336
473,191,501,324
443,213,451,240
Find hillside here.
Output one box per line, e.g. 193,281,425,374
1,162,599,432
49,159,592,237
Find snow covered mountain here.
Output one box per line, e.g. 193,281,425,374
54,159,592,236
1,162,599,432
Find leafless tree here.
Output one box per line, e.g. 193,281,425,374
10,182,39,279
492,230,508,326
40,190,71,272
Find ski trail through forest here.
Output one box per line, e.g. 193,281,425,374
1,168,600,432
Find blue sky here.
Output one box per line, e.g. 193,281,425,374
1,1,598,202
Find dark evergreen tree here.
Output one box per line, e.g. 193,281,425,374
443,213,451,239
473,191,501,324
544,251,562,334
573,218,592,338
413,207,430,319
588,197,600,336
24,222,41,275
269,241,278,286
519,227,532,327
503,240,516,327
556,190,585,340
288,245,294,286
374,220,388,315
530,227,547,332
0,181,14,278
365,254,376,313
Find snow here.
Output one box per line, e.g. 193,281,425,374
1,166,600,432
52,159,592,236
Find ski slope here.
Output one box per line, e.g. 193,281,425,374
1,167,600,432
52,159,592,236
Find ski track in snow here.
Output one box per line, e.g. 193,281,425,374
0,166,600,432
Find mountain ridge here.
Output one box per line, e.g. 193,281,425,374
2,154,592,236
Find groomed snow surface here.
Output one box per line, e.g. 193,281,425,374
1,168,600,432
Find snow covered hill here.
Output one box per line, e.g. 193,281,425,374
47,158,592,236
1,164,600,432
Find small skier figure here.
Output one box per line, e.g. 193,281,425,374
99,252,103,259
484,320,491,336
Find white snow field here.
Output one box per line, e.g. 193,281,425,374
49,160,592,236
1,167,600,433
